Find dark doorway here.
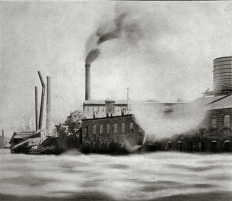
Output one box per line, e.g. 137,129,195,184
177,141,182,151
210,141,217,152
223,140,230,152
187,141,193,152
199,141,205,152
165,141,172,150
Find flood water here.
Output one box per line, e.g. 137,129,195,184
0,149,232,201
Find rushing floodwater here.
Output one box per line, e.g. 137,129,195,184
0,149,232,201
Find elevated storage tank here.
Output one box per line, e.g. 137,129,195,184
213,56,232,96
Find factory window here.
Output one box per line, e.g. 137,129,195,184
94,107,99,112
85,106,89,112
122,123,125,133
100,141,103,149
114,124,118,134
224,115,230,128
93,134,96,142
107,124,110,134
93,125,96,134
100,125,103,134
130,123,134,132
83,127,88,138
212,118,217,128
87,106,91,112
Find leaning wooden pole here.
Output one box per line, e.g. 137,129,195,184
38,71,46,130
35,86,38,131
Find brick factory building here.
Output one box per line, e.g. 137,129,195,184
83,100,128,119
81,99,144,154
191,94,232,152
161,56,232,152
162,98,232,153
80,56,232,153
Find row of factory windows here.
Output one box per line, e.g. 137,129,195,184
165,140,230,152
211,115,230,128
83,123,141,137
84,106,126,113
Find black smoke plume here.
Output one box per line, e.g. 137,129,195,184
85,5,143,65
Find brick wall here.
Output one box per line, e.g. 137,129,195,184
81,114,144,153
155,108,232,152
200,108,232,139
83,105,127,119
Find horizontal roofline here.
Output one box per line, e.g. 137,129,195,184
83,100,127,104
82,114,133,121
144,102,187,104
83,100,188,105
214,56,232,61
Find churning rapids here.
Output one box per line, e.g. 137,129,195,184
0,149,232,201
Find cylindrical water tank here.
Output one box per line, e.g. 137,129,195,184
213,56,232,94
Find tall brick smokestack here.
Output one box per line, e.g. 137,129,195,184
46,76,52,135
2,130,4,146
85,64,91,100
35,86,38,131
84,5,144,101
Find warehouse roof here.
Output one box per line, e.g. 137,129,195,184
83,100,128,105
82,114,133,121
11,131,41,139
192,95,232,110
84,100,187,106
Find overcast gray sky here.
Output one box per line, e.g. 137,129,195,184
1,1,232,137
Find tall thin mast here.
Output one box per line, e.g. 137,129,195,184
127,88,129,114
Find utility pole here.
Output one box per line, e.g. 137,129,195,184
127,88,129,114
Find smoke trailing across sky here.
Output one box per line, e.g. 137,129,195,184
85,5,144,65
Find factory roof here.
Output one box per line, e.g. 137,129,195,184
193,95,232,110
83,100,128,105
144,101,187,104
12,132,35,138
11,131,41,139
82,114,133,121
84,100,187,106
